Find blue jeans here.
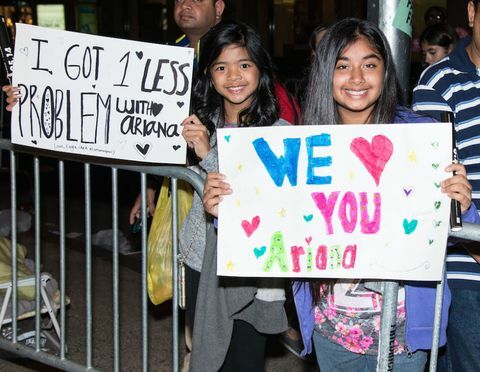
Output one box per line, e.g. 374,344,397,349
438,288,480,372
312,332,427,372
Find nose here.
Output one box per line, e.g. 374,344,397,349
425,54,434,65
226,66,241,81
180,0,193,9
349,66,365,84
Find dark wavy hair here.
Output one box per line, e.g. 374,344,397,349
193,22,278,129
303,18,402,126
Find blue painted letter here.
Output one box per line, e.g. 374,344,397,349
252,137,300,187
306,134,332,185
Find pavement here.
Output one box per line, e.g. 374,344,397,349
0,157,319,371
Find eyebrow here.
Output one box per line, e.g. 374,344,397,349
211,58,254,67
337,53,382,61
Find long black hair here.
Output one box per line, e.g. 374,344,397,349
193,22,279,129
303,18,402,126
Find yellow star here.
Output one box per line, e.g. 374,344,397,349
408,150,417,163
237,163,244,172
279,208,286,218
226,260,234,271
255,187,260,196
348,170,355,180
235,199,241,207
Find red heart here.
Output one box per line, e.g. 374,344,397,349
305,236,312,245
241,216,260,237
350,135,393,186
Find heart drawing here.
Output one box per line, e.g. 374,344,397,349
403,218,418,235
19,47,28,56
136,51,143,59
150,102,163,117
241,216,260,237
253,246,266,259
350,135,393,186
403,188,412,197
303,214,313,222
135,143,151,157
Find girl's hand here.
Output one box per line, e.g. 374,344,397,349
203,172,232,218
182,114,211,160
129,188,157,224
441,163,472,212
2,85,21,112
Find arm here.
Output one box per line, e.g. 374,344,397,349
411,80,452,121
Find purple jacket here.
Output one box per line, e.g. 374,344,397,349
293,108,480,355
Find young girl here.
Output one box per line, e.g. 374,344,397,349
419,22,457,66
182,22,289,372
204,18,480,372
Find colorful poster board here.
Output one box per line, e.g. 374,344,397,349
217,123,452,281
11,23,193,163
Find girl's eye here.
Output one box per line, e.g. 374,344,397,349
364,63,377,69
241,63,251,69
214,66,225,72
335,64,348,70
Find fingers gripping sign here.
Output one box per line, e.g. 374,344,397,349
181,114,211,160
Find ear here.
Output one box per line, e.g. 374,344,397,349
447,44,454,53
467,1,475,27
215,0,225,22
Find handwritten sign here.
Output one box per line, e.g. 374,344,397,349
11,23,193,163
217,123,452,281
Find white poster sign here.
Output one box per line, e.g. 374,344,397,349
11,23,193,163
217,123,452,281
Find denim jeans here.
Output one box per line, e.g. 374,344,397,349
312,331,427,372
438,288,480,372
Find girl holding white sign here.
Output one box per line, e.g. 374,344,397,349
203,18,480,372
180,22,290,372
298,18,479,372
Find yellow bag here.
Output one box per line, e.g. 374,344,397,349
147,178,193,305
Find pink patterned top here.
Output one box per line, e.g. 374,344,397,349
314,280,407,355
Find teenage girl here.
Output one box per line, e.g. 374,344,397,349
183,22,289,372
204,18,480,372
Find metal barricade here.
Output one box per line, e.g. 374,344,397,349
0,138,203,372
1,136,480,372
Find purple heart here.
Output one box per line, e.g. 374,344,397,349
403,188,412,197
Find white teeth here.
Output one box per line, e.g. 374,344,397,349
228,86,243,93
346,89,367,96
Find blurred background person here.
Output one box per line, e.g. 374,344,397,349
420,22,457,67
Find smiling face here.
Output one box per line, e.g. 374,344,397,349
421,41,451,65
174,0,224,42
332,37,385,125
333,37,385,124
210,44,260,123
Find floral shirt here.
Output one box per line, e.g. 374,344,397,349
314,280,407,355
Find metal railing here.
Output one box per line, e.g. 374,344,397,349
1,137,480,371
0,138,204,371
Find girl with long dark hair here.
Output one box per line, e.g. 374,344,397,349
181,22,289,371
295,18,478,371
